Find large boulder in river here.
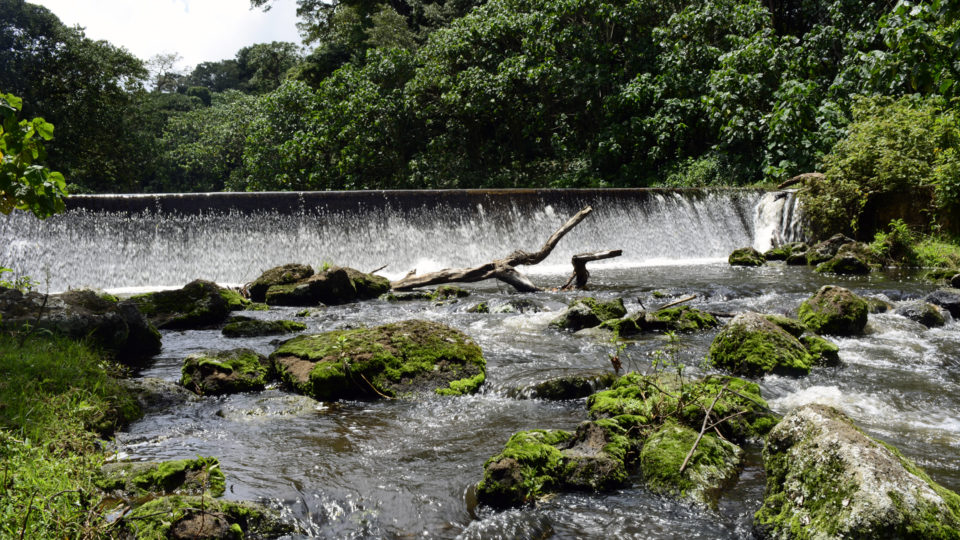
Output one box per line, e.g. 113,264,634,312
180,348,271,395
270,319,485,400
264,266,389,306
550,297,626,331
130,279,238,330
728,247,765,266
0,287,161,359
806,233,857,265
754,404,960,539
221,317,307,337
247,263,314,303
708,312,817,377
815,244,872,275
764,242,807,262
603,306,718,336
798,285,868,335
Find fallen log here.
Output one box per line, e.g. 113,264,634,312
390,206,603,292
561,250,623,290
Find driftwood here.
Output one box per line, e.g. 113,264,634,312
656,294,696,311
390,206,603,292
777,172,825,190
561,250,623,290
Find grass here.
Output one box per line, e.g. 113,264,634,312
0,333,140,539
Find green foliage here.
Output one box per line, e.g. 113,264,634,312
801,96,960,239
869,219,918,264
0,93,67,218
0,266,33,292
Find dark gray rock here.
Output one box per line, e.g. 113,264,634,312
895,301,946,328
925,288,960,318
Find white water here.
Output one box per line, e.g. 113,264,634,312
1,189,801,292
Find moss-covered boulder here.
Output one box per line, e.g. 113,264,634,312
798,335,841,365
895,301,946,328
798,285,869,336
815,244,874,275
729,247,766,267
181,348,271,395
513,372,618,400
475,429,572,507
708,312,816,377
550,297,627,331
343,267,391,299
99,456,225,499
265,266,356,306
602,306,718,336
924,288,960,318
754,404,960,539
764,242,808,262
221,317,307,337
865,296,893,313
247,263,314,303
0,287,162,360
119,495,293,540
640,421,743,508
130,279,236,330
587,372,778,443
270,319,485,400
381,285,470,303
806,233,857,266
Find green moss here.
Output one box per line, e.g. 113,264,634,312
245,302,270,311
815,254,872,275
467,302,489,313
271,320,485,400
430,285,470,300
551,297,627,331
343,267,391,299
181,349,270,395
475,429,573,507
436,372,486,395
247,263,314,302
577,297,627,321
729,247,765,266
640,421,742,508
646,306,718,332
130,457,225,497
219,288,251,311
222,319,307,338
599,316,644,336
121,495,292,540
798,285,869,336
129,280,231,329
799,335,841,365
762,314,807,337
708,314,814,376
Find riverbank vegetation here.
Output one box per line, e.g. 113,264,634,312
0,332,139,538
2,0,958,199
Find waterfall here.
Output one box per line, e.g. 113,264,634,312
0,189,802,292
752,190,805,252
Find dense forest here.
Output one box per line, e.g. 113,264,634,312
1,0,958,194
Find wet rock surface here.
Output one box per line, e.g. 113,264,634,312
798,285,869,336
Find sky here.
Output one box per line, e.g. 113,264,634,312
30,0,303,70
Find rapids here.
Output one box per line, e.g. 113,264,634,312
2,189,957,538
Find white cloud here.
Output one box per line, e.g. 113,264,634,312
30,0,302,69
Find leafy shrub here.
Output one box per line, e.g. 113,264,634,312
800,95,960,239
868,219,917,265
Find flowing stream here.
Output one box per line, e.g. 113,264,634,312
2,189,957,538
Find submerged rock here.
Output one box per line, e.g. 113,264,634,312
512,372,618,400
708,312,816,377
0,287,161,360
270,319,486,400
550,297,627,331
181,348,271,395
754,404,960,539
120,377,199,411
381,285,470,303
247,263,314,303
221,317,307,337
130,279,238,330
925,288,960,318
895,301,946,328
99,456,226,499
640,421,743,509
729,247,765,267
798,285,869,336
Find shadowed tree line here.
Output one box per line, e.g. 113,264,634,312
1,0,958,195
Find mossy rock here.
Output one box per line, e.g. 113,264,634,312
247,263,314,303
799,334,841,365
587,372,778,443
764,242,807,262
550,297,627,331
640,421,743,508
798,285,869,336
270,319,486,400
895,301,946,328
729,247,765,267
865,297,893,314
264,267,356,307
515,372,618,400
762,314,807,337
221,318,307,338
806,234,856,266
245,302,270,311
754,403,960,539
120,495,294,540
380,291,433,302
708,312,815,377
342,267,391,299
130,279,233,330
430,285,470,300
219,287,250,311
923,267,960,283
559,419,636,492
467,302,490,313
99,456,225,498
181,348,271,395
815,245,873,275
491,298,542,314
602,306,718,336
924,288,960,318
476,429,572,507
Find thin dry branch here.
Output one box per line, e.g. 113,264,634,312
679,381,730,474
561,249,623,290
656,294,696,311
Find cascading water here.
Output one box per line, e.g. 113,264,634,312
1,189,794,292
3,189,957,539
